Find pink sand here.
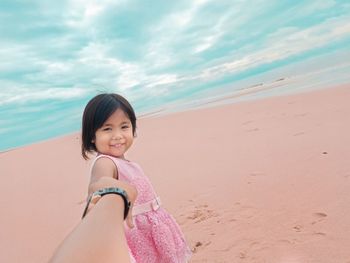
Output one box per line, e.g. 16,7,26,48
1,85,350,262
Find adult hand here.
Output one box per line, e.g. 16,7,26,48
88,176,137,228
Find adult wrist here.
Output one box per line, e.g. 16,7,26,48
82,187,131,220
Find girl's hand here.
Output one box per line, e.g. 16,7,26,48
88,177,137,228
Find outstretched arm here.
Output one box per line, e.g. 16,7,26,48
49,177,137,263
87,157,135,229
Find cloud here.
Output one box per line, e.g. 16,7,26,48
0,85,88,106
189,13,350,81
1,0,350,108
1,0,350,150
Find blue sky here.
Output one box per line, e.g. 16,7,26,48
1,0,350,151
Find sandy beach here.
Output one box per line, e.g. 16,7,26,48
1,84,350,263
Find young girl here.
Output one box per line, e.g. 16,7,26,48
81,93,191,263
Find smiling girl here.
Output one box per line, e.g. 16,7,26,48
81,93,191,263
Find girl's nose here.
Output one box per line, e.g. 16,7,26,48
112,133,122,140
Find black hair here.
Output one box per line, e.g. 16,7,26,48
81,93,137,159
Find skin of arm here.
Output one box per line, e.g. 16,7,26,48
49,194,131,263
87,157,135,228
49,176,137,263
88,157,118,195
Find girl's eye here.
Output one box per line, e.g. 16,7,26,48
102,127,112,131
122,125,129,129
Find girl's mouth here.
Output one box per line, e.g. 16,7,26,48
111,143,123,148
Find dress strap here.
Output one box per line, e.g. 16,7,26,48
89,154,115,175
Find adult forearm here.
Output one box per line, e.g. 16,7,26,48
49,194,131,263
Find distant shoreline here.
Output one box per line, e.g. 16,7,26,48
1,81,349,153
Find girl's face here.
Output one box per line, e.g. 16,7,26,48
93,108,134,159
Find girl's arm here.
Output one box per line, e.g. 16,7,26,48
88,157,118,195
86,157,135,228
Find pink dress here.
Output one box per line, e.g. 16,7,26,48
92,154,191,263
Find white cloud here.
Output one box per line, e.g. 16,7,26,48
296,0,337,16
0,86,88,106
193,14,350,81
65,0,123,28
143,0,219,69
1,0,349,108
144,74,178,87
0,43,42,72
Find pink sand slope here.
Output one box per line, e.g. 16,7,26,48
1,84,350,262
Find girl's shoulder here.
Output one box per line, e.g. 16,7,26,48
92,154,141,169
91,154,116,166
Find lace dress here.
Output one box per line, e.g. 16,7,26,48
92,154,191,263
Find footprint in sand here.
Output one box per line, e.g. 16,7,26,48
250,172,265,176
313,212,327,218
312,231,326,237
311,212,327,225
187,204,218,223
239,252,247,259
293,225,303,232
292,213,328,236
191,241,212,253
191,241,202,253
247,173,265,185
309,212,328,237
278,239,293,245
242,120,254,125
293,131,305,136
246,127,260,132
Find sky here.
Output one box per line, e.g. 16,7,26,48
1,0,350,151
